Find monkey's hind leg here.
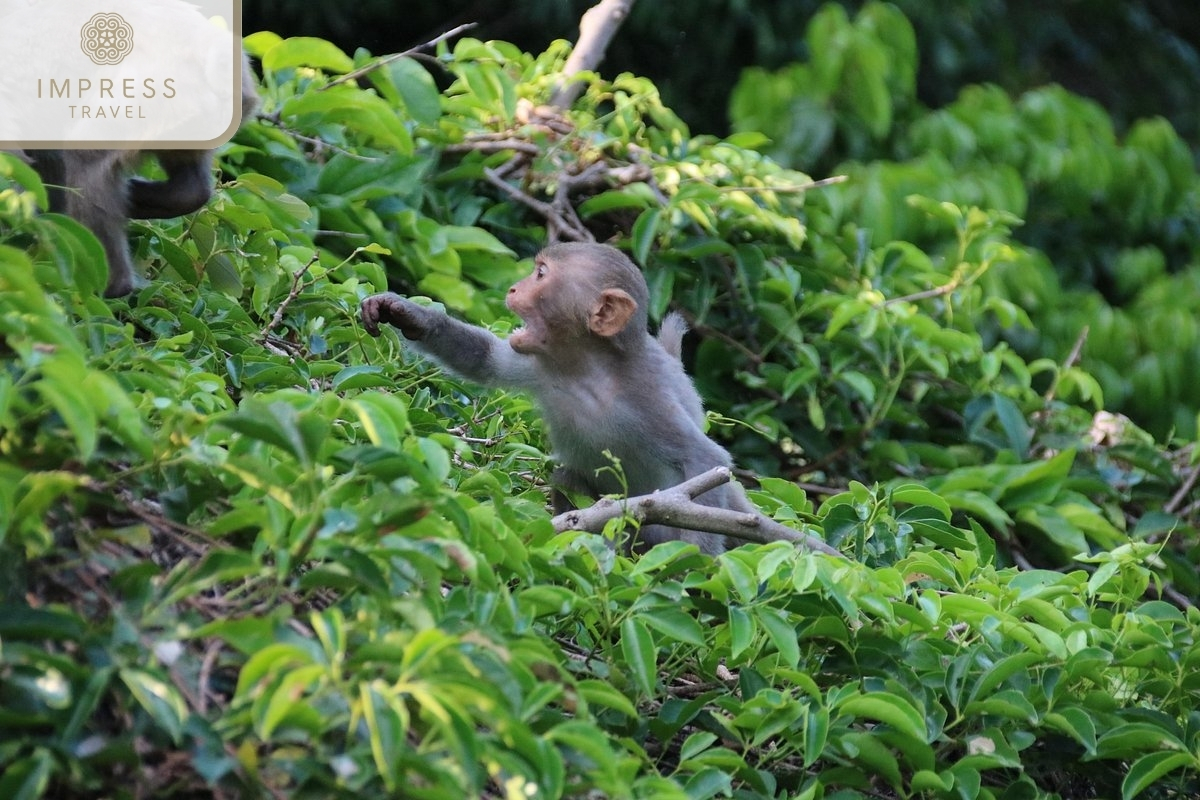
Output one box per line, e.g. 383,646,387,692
61,151,138,297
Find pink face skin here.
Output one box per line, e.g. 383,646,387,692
506,257,552,354
504,250,632,357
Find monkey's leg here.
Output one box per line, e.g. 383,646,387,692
550,466,592,515
60,151,138,297
127,151,214,219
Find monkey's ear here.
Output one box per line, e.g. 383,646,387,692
589,289,637,337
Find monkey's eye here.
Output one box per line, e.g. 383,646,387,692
535,264,547,279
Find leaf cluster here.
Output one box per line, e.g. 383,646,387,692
1,21,1199,800
730,2,1200,442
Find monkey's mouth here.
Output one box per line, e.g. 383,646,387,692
508,322,546,354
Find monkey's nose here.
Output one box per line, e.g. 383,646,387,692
508,286,516,294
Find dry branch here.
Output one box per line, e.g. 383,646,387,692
552,466,845,557
549,0,637,109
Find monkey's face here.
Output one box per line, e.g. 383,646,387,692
506,254,560,354
506,249,639,356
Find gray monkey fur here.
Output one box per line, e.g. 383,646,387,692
361,243,763,556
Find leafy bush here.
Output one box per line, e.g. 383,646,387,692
731,1,1200,442
2,17,1199,800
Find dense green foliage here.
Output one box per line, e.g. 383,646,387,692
2,12,1199,800
731,3,1200,441
245,0,1200,144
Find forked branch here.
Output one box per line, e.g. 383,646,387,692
552,467,845,558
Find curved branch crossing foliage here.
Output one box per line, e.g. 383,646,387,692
552,466,845,557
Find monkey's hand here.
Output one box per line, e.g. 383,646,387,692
360,293,436,340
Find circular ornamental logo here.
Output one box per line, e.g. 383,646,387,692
80,12,134,65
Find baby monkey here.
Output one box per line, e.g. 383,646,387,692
361,242,757,555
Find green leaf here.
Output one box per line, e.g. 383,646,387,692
316,153,427,198
120,668,188,743
284,90,413,153
1043,707,1098,756
755,606,800,668
162,550,261,606
442,225,515,255
0,749,52,800
679,732,719,762
349,392,411,449
263,36,355,72
576,680,638,718
640,607,706,647
839,731,903,791
1016,505,1089,554
632,208,661,265
726,605,755,661
218,398,328,467
1121,752,1195,800
1097,723,1186,759
0,605,85,640
332,365,393,392
683,767,734,799
889,484,952,519
361,683,407,792
620,616,657,696
35,355,99,461
388,57,442,125
969,652,1043,702
963,689,1038,723
837,691,927,742
258,665,325,739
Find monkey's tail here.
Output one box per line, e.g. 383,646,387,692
657,311,689,359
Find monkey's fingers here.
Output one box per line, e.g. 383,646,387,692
360,296,386,337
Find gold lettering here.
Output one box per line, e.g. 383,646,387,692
78,78,91,96
163,78,176,99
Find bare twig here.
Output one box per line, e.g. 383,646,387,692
483,166,593,242
552,466,844,557
1043,325,1089,405
443,138,542,156
881,280,959,307
1165,460,1200,515
713,175,849,194
324,23,476,89
549,0,637,109
261,255,319,340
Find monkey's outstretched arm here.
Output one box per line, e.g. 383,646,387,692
361,292,539,387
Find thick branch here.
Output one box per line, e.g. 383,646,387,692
549,0,636,109
552,467,844,558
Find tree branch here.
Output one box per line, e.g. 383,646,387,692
549,0,637,109
552,466,845,558
325,23,476,89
